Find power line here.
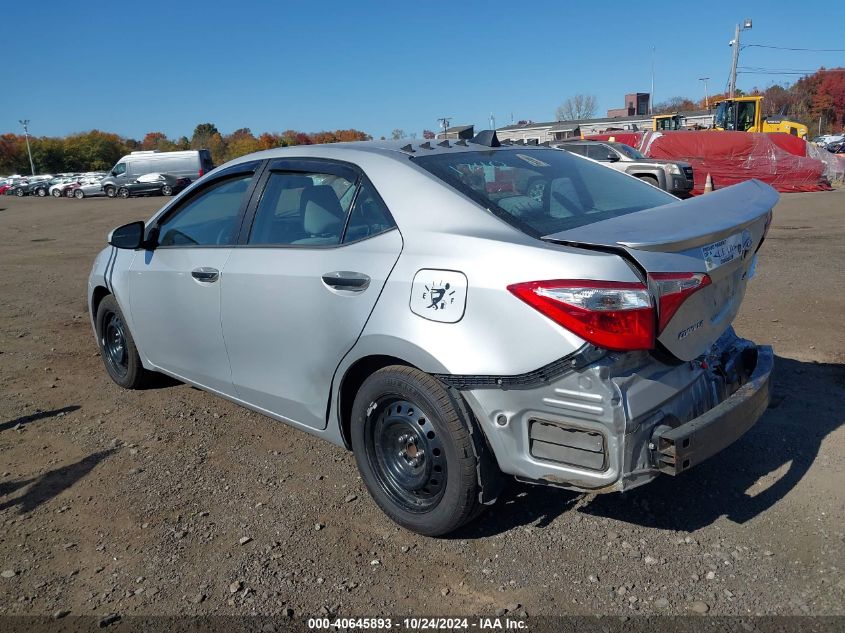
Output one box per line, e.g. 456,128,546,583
742,44,845,52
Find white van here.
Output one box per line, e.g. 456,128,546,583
101,150,214,197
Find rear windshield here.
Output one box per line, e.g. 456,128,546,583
414,148,675,237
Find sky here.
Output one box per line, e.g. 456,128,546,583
2,0,843,141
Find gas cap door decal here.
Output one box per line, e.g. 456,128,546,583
410,269,468,323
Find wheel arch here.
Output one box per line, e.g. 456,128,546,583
337,354,415,449
91,285,111,322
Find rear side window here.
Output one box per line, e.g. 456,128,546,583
248,172,356,246
343,183,396,243
414,148,674,237
157,174,253,246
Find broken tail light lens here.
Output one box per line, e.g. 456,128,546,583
649,272,711,333
508,280,654,351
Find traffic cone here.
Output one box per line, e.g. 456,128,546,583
704,173,714,193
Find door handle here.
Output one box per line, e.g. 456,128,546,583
191,267,220,283
321,271,370,292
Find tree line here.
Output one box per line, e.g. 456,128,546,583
0,124,373,175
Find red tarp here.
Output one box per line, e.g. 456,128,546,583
585,130,831,194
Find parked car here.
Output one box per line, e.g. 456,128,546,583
101,150,214,198
826,139,845,153
0,183,12,195
66,178,105,199
89,133,776,536
554,140,694,197
50,178,81,197
116,172,190,198
6,180,47,196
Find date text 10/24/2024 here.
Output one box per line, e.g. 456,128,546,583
307,617,528,630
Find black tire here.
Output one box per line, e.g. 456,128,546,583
36,187,46,197
351,366,488,536
52,188,62,198
117,187,130,199
104,186,116,198
74,188,84,199
161,184,173,196
638,174,660,188
95,295,151,389
15,188,24,197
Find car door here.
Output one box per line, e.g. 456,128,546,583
220,159,402,430
127,161,263,394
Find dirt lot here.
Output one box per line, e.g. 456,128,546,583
0,190,843,621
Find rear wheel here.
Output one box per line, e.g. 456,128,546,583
117,187,130,199
95,295,151,389
36,187,46,197
74,188,84,199
161,184,173,196
351,366,488,536
52,188,62,198
638,174,660,188
104,185,116,198
15,188,24,197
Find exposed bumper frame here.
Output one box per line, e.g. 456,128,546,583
654,345,773,475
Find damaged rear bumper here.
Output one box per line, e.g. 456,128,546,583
459,332,773,493
653,345,773,475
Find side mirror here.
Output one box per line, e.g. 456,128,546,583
606,153,620,162
108,221,146,249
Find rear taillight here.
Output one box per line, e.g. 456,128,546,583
507,280,654,351
649,272,711,333
198,169,204,178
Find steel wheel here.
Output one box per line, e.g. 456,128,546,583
15,188,23,196
161,185,173,196
117,187,129,199
364,397,447,513
105,186,116,198
101,311,128,379
52,188,61,197
74,189,84,199
37,187,46,197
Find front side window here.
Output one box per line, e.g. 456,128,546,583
112,162,126,176
414,148,675,237
248,172,355,246
156,174,253,247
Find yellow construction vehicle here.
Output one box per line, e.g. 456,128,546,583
713,96,808,138
653,113,686,131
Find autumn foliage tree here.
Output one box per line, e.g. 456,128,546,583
0,123,374,174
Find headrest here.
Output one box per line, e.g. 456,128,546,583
301,185,344,235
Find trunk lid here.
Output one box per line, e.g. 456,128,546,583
542,180,779,361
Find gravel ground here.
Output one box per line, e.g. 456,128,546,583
0,190,842,620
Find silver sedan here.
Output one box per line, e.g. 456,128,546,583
88,133,776,535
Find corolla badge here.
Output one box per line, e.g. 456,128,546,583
410,270,468,323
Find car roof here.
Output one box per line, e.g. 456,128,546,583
221,137,559,170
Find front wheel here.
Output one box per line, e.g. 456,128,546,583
104,186,116,198
117,187,130,199
36,188,46,197
161,184,173,196
637,174,660,189
95,295,151,389
74,188,84,199
15,188,24,197
52,188,62,198
351,366,490,536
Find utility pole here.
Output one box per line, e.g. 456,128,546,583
19,119,36,176
650,46,655,115
437,117,451,139
699,77,710,109
728,19,752,98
